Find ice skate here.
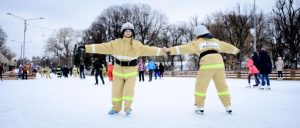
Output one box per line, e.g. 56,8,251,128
225,106,232,114
194,107,204,115
108,109,119,115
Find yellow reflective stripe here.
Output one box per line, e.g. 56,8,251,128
200,63,224,70
218,91,229,96
112,96,133,102
112,97,123,102
123,96,133,101
113,71,137,78
195,91,206,97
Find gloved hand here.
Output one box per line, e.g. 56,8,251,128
78,45,85,51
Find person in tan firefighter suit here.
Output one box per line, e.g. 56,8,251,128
72,65,79,78
163,25,240,114
80,22,166,116
45,67,51,79
39,67,45,78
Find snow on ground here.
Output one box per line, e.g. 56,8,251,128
0,73,300,128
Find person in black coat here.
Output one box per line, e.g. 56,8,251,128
94,59,105,85
62,66,69,78
159,63,165,79
79,63,85,79
258,48,272,90
252,51,260,70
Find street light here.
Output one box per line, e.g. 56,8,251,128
250,28,256,52
6,12,44,65
250,0,257,52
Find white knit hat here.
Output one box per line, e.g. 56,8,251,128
121,22,134,32
193,25,210,36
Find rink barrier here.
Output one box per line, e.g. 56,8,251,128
1,71,37,80
162,70,300,80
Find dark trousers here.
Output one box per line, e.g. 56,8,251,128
22,72,28,79
160,71,164,78
80,70,85,78
148,69,154,81
248,74,260,85
277,71,283,78
139,71,144,82
0,73,2,80
261,74,270,86
95,70,105,85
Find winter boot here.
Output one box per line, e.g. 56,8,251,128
225,106,232,114
108,109,119,115
195,107,204,114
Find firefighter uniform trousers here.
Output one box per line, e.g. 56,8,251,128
195,69,230,108
111,66,137,112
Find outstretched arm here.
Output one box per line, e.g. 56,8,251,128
85,41,114,54
165,41,199,55
136,42,166,56
218,41,240,55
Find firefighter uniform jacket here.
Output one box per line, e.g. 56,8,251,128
169,38,239,69
85,37,166,79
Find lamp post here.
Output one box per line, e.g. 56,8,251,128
6,12,44,65
250,0,257,52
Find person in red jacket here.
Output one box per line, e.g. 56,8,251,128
246,57,260,88
108,62,114,81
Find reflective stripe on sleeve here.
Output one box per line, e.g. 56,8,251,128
92,44,96,53
156,48,161,56
175,46,180,54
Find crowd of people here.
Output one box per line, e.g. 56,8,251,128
246,48,284,90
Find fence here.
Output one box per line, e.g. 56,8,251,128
162,70,300,80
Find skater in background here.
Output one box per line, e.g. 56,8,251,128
0,64,3,81
45,67,51,79
159,63,165,79
147,59,156,82
56,66,62,78
94,58,105,85
22,64,28,79
154,63,160,80
246,57,260,88
79,22,166,116
18,65,23,79
276,57,284,80
108,62,114,82
72,65,79,78
138,58,145,82
39,67,45,77
79,63,85,79
163,25,239,114
258,48,272,90
62,66,69,78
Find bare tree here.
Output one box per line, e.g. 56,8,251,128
0,26,16,60
273,0,300,69
44,28,76,67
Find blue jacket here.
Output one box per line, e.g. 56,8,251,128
147,61,156,70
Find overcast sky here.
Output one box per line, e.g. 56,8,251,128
0,0,276,59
